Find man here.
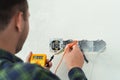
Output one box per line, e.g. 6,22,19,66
0,0,87,80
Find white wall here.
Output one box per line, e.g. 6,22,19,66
17,0,120,80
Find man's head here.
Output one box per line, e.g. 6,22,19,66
0,0,29,53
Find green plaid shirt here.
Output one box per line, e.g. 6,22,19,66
0,49,87,80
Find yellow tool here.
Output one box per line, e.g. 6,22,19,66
30,54,47,67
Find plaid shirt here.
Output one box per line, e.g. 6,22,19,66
0,49,87,80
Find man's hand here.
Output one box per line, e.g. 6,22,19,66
45,59,52,70
26,52,52,70
64,43,84,70
26,51,32,62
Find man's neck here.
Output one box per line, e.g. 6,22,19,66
0,31,16,54
0,41,16,54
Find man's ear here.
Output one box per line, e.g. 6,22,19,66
15,12,24,32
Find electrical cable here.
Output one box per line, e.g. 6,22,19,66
54,52,66,74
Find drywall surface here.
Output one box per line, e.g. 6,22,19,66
17,0,120,80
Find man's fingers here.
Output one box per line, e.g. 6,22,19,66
64,45,70,53
72,44,83,56
65,41,78,53
73,43,79,50
46,59,52,67
45,59,52,70
26,51,33,62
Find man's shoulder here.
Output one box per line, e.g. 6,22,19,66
0,60,45,80
0,58,43,72
0,60,60,80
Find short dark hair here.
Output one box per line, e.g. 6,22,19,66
0,0,28,31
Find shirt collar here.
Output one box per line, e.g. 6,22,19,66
0,49,23,63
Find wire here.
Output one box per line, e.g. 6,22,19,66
54,41,78,74
81,49,89,63
54,52,66,74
